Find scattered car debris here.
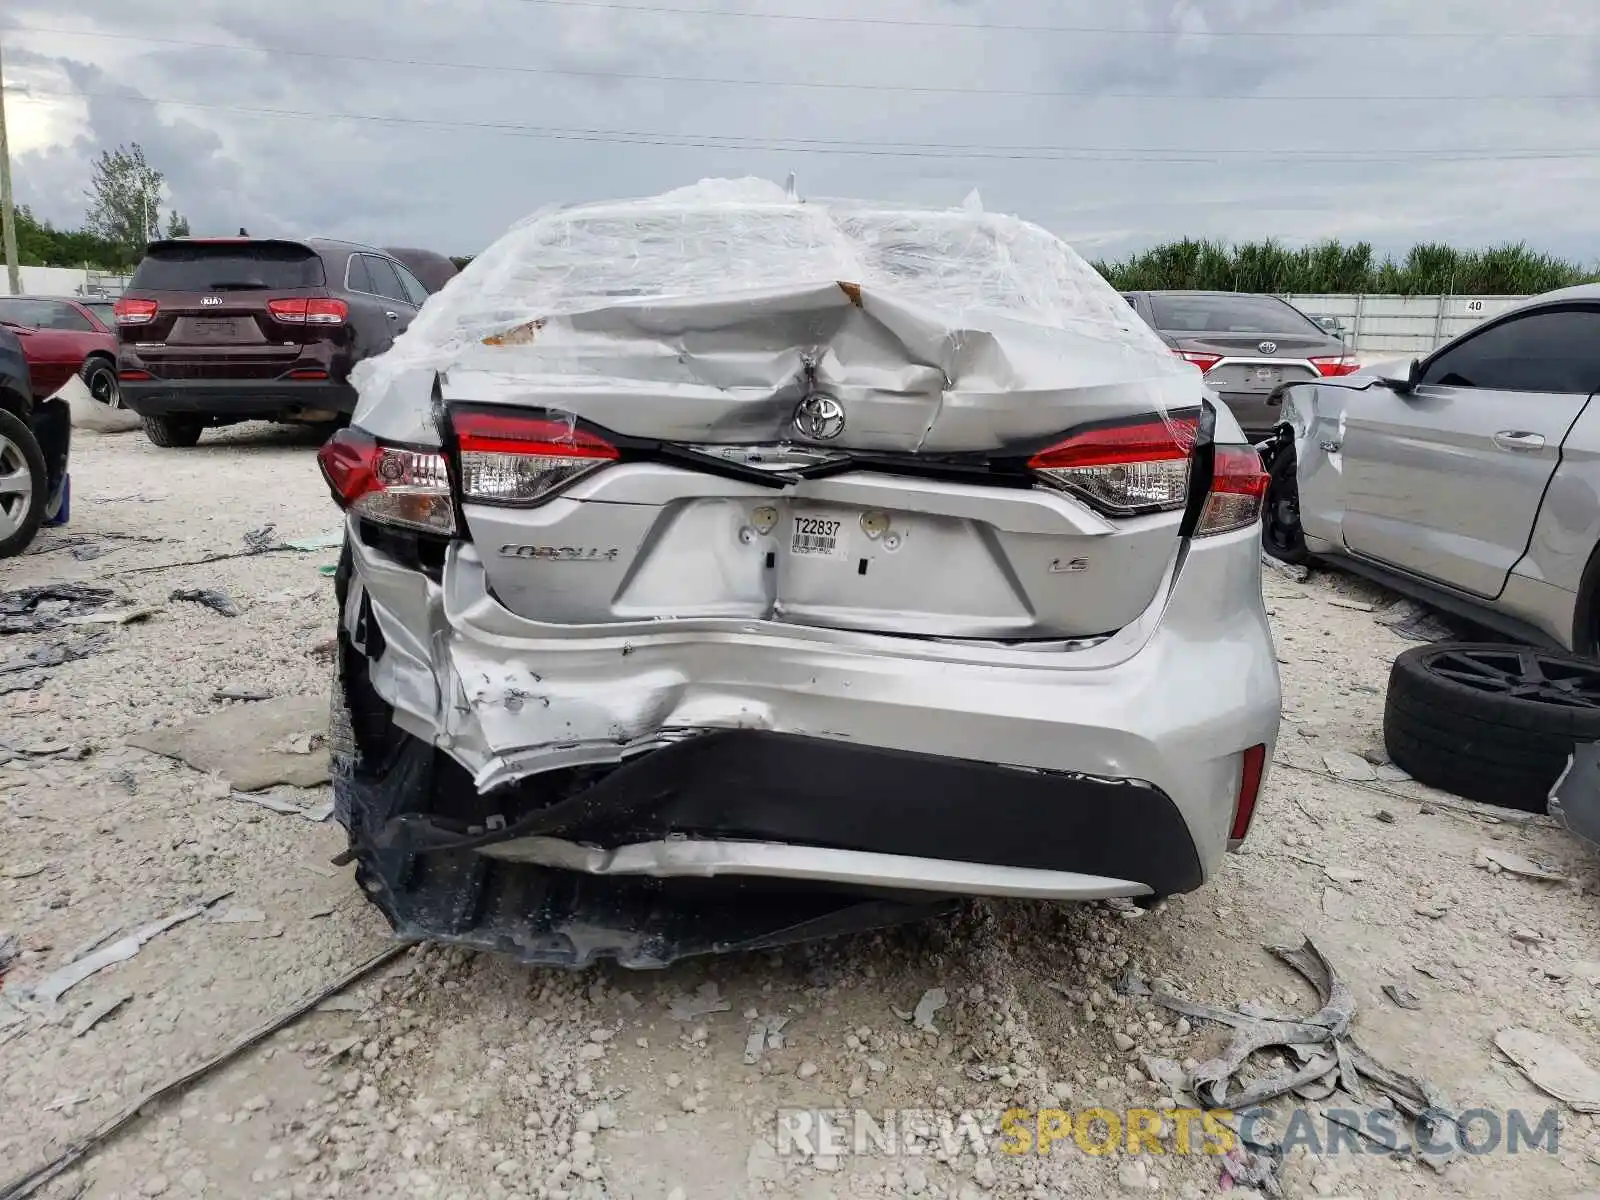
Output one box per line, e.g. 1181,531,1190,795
667,982,731,1021
1326,598,1376,612
741,1014,790,1064
1322,864,1365,886
0,673,45,696
1473,845,1566,882
910,987,948,1032
125,696,332,791
68,544,106,562
1374,597,1461,644
1322,750,1378,782
231,790,331,822
2,863,48,880
13,895,227,1007
0,634,112,676
213,683,272,702
1146,938,1461,1170
1382,984,1422,1010
1260,552,1309,584
71,991,132,1038
0,584,116,635
60,605,159,627
242,525,278,554
1494,1027,1600,1113
284,529,344,552
0,944,408,1200
168,589,241,618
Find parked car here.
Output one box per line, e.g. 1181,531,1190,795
315,182,1280,967
0,323,71,557
0,295,121,409
1123,291,1357,436
382,247,459,295
115,237,433,448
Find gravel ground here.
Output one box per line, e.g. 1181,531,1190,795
2,423,1598,1200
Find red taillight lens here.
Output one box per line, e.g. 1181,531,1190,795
118,369,152,381
1231,744,1267,842
453,410,619,504
269,298,348,326
1027,414,1199,515
114,298,158,326
1174,350,1222,373
287,369,329,380
317,427,455,534
1310,355,1359,377
1197,444,1270,536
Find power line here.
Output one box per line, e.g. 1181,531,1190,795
9,24,1598,102
10,84,1599,165
511,0,1593,39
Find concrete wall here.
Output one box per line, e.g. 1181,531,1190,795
2,266,131,298
1282,294,1524,359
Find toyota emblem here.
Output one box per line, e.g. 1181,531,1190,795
1258,341,1278,355
793,394,846,441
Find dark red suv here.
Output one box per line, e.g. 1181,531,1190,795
115,238,432,447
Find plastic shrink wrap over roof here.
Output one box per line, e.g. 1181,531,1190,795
353,178,1201,452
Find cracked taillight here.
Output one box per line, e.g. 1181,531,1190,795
1027,414,1199,515
453,410,619,504
317,428,455,534
1196,445,1269,537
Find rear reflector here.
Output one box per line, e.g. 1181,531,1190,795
1027,414,1198,515
453,410,619,504
118,369,153,382
1231,744,1267,841
1310,355,1359,377
114,298,158,326
317,427,455,534
287,368,329,380
1197,445,1270,536
268,297,349,326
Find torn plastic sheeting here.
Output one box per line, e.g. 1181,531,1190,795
353,178,1199,454
11,900,219,1006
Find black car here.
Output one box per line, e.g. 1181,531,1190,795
115,237,433,448
0,324,71,557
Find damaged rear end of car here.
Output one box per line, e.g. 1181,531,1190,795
321,181,1281,968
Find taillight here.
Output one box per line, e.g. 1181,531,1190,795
1230,744,1267,842
453,410,619,504
1027,414,1199,515
118,369,152,382
269,297,349,326
316,428,455,534
1174,350,1221,373
1310,355,1359,378
1197,444,1269,536
114,298,158,326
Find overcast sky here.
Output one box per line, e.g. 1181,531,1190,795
3,0,1597,261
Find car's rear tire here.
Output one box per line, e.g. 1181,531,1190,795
1261,440,1312,565
142,414,204,448
0,409,48,558
1383,642,1600,812
81,358,120,408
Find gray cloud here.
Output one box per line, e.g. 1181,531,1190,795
4,0,1598,261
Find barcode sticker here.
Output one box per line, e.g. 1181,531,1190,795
790,516,844,558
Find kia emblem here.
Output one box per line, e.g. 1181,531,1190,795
202,296,224,307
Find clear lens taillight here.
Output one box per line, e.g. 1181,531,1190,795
453,410,619,504
1197,445,1270,536
114,298,158,326
1174,350,1221,373
317,428,455,534
1027,414,1199,515
1310,355,1359,377
268,297,349,326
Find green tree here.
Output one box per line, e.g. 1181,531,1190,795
83,143,189,267
165,210,191,238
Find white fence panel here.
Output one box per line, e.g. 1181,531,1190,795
2,266,130,298
1282,293,1526,358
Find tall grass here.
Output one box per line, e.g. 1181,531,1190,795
1092,239,1598,296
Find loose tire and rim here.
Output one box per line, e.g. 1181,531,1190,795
81,358,120,408
0,409,48,558
142,414,204,448
1383,642,1600,812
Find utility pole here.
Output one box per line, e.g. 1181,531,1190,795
0,35,22,296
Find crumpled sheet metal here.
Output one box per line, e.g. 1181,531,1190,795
1150,938,1461,1173
352,178,1199,454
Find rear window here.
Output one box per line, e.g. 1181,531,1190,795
130,242,326,291
1148,294,1321,336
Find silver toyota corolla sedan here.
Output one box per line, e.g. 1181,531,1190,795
1263,283,1600,654
314,181,1281,967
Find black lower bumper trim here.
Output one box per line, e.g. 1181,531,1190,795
121,378,357,420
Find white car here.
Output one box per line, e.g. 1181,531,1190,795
315,181,1282,966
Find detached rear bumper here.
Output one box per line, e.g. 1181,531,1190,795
121,378,357,420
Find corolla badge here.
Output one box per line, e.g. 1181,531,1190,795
1258,340,1278,355
793,394,846,441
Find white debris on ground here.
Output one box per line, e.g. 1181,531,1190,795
1,425,1599,1199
